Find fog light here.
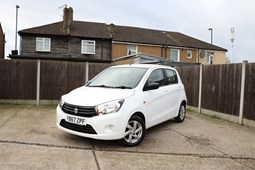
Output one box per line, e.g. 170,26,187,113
104,124,114,133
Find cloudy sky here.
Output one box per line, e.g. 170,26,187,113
1,0,254,63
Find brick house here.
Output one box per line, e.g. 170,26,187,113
110,25,227,64
0,23,5,59
13,7,227,64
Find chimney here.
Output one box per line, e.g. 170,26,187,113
61,7,73,34
107,23,115,38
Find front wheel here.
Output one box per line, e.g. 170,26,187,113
119,115,145,147
174,103,186,123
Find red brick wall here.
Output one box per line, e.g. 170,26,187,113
112,42,198,63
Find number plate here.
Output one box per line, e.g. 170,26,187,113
66,115,86,126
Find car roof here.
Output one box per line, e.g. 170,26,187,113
111,64,173,69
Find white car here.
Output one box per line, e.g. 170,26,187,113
56,64,187,146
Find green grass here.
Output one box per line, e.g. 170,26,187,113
186,107,194,112
208,114,222,120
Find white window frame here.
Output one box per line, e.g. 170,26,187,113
207,52,214,64
170,49,180,62
81,40,96,54
36,37,51,52
187,50,192,59
127,45,138,55
208,55,213,64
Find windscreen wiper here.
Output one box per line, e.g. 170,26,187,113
88,85,113,88
114,86,132,89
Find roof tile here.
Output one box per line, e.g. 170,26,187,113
19,20,227,51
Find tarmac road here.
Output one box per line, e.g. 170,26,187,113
0,105,255,170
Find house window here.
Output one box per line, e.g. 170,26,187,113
207,52,214,64
127,45,137,55
36,37,51,52
81,40,95,54
208,55,213,64
187,50,192,59
170,49,180,62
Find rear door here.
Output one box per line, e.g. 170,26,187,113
163,68,181,117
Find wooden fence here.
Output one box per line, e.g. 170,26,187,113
0,60,111,101
177,62,255,122
0,60,254,123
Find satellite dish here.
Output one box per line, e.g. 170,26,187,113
199,50,206,58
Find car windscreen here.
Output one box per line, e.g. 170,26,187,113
87,67,148,89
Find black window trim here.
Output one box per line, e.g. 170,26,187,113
163,68,178,85
143,68,179,91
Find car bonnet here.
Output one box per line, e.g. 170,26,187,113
64,86,135,106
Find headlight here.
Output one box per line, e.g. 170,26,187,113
59,95,65,108
95,100,124,115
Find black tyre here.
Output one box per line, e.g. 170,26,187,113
119,115,146,147
174,103,186,123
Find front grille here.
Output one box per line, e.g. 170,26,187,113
60,120,97,134
62,103,97,118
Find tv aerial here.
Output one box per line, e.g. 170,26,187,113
230,27,235,63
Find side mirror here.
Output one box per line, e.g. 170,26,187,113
147,82,159,91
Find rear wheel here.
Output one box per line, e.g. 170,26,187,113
174,103,186,123
119,115,145,147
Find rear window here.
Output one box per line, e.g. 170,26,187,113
165,69,178,85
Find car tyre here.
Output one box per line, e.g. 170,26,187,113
174,103,186,123
120,115,146,147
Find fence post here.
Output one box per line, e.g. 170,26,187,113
239,60,248,125
85,62,89,83
198,64,203,113
36,59,41,106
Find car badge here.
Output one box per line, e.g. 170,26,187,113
74,108,78,114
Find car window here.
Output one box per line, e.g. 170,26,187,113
147,69,164,86
165,69,178,85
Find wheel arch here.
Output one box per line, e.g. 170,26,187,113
181,100,187,107
130,112,146,125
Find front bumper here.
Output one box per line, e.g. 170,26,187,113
56,105,126,140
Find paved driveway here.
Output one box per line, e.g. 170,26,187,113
0,105,255,170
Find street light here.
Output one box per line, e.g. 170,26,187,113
208,28,213,44
15,5,20,51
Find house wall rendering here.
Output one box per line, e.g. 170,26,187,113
212,51,227,64
198,50,227,64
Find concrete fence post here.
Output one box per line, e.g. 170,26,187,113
239,60,248,125
36,59,41,106
198,64,203,114
85,62,89,83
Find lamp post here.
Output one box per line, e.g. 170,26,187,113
208,28,213,44
15,5,20,51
